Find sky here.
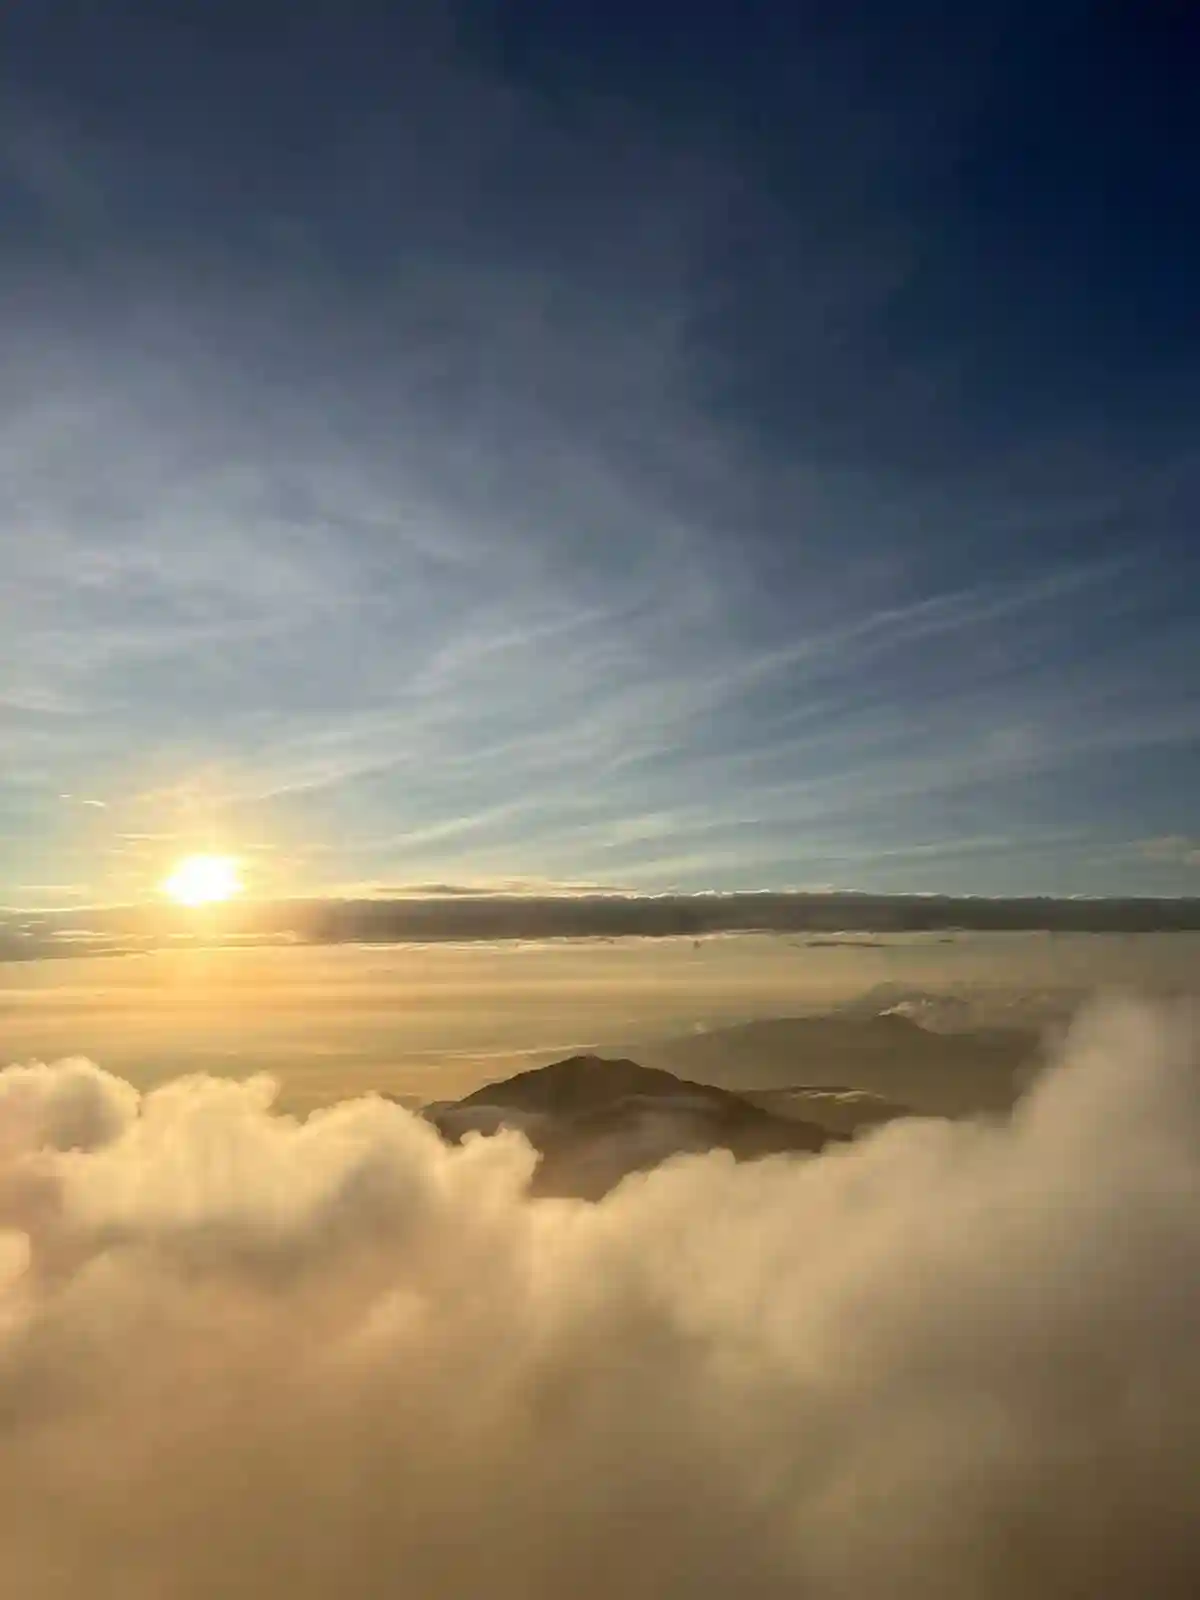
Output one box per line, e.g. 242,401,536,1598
2,0,1198,906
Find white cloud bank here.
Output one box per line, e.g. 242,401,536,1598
0,999,1197,1597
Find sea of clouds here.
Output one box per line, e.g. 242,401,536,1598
0,997,1197,1597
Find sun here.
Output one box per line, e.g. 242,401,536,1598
161,854,243,907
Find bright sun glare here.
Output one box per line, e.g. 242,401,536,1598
161,854,243,907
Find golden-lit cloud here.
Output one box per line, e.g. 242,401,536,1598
0,998,1197,1595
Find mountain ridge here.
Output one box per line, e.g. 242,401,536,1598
425,1051,851,1200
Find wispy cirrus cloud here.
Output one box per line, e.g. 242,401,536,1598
1,6,1197,900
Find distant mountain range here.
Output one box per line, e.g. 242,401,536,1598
637,1010,1038,1116
420,1007,1045,1199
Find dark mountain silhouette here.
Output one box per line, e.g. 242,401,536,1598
425,1053,848,1200
638,1012,1040,1116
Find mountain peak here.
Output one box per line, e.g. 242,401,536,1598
457,1053,700,1117
437,1051,843,1200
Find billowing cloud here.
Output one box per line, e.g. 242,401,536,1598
0,997,1197,1595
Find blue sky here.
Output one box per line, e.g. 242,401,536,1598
2,0,1198,905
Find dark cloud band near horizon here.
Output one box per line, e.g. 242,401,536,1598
6,890,1200,965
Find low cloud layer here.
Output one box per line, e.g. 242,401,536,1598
0,999,1198,1596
